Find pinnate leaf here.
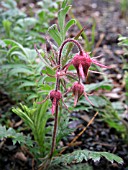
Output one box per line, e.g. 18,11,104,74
52,150,123,165
0,125,33,146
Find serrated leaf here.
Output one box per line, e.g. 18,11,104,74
0,125,7,139
48,24,62,46
88,151,101,162
101,152,123,164
52,150,123,165
0,125,33,147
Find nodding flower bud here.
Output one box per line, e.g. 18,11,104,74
72,53,92,81
50,90,62,114
72,82,94,106
65,52,109,82
72,82,84,106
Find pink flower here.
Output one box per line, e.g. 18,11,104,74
72,53,92,81
37,90,62,115
64,52,109,81
71,82,93,106
49,90,62,114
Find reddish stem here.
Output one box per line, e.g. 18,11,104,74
49,103,59,158
50,39,83,159
58,39,84,66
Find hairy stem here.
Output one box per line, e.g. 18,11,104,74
49,104,59,158
49,39,83,158
55,75,60,91
58,39,84,66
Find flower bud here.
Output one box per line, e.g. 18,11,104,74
71,52,109,81
72,53,92,81
50,90,62,114
72,82,84,106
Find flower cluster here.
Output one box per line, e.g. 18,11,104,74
37,39,109,114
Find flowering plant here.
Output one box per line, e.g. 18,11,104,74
36,38,109,159
12,1,123,169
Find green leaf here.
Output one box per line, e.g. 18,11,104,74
64,19,76,35
0,125,33,147
84,81,112,92
112,102,124,110
16,18,37,28
1,64,28,70
56,114,74,145
27,93,38,101
35,49,52,69
78,95,107,107
48,24,62,46
45,66,56,76
39,84,53,92
9,51,27,61
6,46,19,57
58,5,71,41
18,81,36,89
33,100,50,147
62,0,68,8
9,68,33,76
12,105,34,129
0,40,6,48
3,39,29,58
2,20,12,37
23,48,37,60
88,96,107,107
101,152,123,164
52,150,123,165
44,76,56,83
89,151,101,162
64,26,87,60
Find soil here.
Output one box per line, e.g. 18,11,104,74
0,0,128,170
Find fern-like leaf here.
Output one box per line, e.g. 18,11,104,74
52,150,123,165
0,125,33,146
